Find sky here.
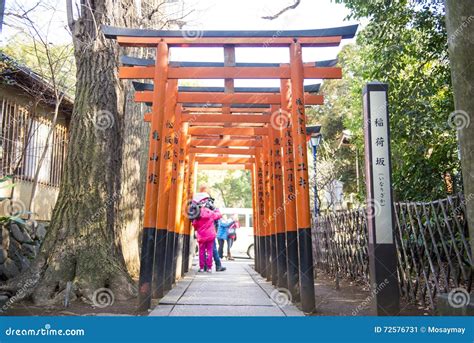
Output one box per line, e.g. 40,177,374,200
170,0,359,86
2,0,361,87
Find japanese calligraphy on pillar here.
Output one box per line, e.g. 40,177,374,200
171,132,179,184
148,129,160,184
295,97,308,190
273,136,282,183
284,122,295,199
269,144,274,192
363,83,394,244
258,166,265,217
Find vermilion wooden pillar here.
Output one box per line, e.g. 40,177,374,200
138,42,168,311
251,164,259,272
186,153,197,272
262,136,274,282
290,41,316,313
267,120,278,286
174,113,188,279
180,140,192,275
280,78,300,302
167,105,183,283
255,147,267,277
271,107,288,290
155,79,178,294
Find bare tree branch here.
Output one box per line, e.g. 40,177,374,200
261,0,301,20
139,1,194,29
66,0,74,29
2,0,74,216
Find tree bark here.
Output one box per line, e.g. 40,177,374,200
117,85,149,278
445,1,474,262
26,0,138,305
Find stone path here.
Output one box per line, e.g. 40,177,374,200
149,259,303,317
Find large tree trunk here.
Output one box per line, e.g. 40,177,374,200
27,0,137,305
118,87,149,278
445,1,474,261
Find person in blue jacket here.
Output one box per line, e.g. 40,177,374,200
217,215,233,259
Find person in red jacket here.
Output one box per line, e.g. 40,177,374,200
192,190,222,273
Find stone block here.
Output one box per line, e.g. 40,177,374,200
1,258,20,278
0,247,7,264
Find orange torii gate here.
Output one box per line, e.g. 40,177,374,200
104,24,357,313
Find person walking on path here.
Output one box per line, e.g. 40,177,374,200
226,214,240,260
191,187,222,273
217,215,233,258
193,184,227,272
212,239,227,272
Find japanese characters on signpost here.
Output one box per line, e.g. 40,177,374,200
363,82,400,316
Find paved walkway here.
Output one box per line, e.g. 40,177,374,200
149,259,304,316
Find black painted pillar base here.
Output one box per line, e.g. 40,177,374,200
182,234,190,274
265,236,272,281
171,232,181,283
271,234,278,285
188,234,196,272
164,231,175,291
298,227,315,313
174,233,184,279
286,231,300,302
260,236,267,278
253,233,260,272
137,227,156,311
152,228,167,299
368,243,400,315
276,232,288,289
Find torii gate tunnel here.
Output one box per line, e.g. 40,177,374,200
104,24,357,313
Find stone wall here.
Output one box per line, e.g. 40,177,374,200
0,221,47,281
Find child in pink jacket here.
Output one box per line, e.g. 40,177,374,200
192,206,222,272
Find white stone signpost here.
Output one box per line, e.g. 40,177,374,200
363,82,400,316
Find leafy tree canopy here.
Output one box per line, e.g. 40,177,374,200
311,0,459,202
197,170,252,208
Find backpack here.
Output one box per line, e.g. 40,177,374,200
185,196,216,220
